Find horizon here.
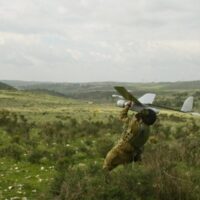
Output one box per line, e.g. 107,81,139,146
2,79,200,84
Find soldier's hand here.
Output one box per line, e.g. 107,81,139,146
125,101,132,108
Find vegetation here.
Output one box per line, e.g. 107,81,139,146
0,81,16,90
2,80,200,102
0,83,200,199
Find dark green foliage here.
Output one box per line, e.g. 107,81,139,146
50,164,156,200
49,171,66,197
96,137,114,157
144,141,199,200
56,157,71,171
0,110,32,138
182,136,200,166
28,147,49,164
0,82,16,90
0,143,24,161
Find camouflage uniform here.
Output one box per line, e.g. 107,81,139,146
103,106,150,171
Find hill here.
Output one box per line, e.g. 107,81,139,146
0,81,16,90
3,80,200,90
2,80,200,104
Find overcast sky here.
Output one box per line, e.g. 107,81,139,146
0,0,200,82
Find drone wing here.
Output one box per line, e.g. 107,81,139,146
114,86,143,106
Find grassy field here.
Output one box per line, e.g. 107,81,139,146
0,90,120,199
0,89,200,200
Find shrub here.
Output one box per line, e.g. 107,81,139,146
28,146,50,163
96,137,114,157
49,164,156,200
0,143,24,161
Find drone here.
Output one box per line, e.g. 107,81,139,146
113,86,200,116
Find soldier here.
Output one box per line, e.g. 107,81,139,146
103,102,157,171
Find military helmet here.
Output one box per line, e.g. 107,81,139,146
136,109,157,125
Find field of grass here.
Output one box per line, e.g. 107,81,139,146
0,89,200,200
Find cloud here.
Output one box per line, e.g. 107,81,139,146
0,0,200,82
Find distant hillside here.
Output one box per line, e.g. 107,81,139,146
0,82,16,90
26,89,68,98
1,80,200,101
1,80,51,89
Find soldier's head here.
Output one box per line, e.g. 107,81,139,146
135,109,157,125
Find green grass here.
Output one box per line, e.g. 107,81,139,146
0,90,118,122
0,90,120,199
0,158,55,199
0,89,200,199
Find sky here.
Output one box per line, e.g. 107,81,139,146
0,0,200,82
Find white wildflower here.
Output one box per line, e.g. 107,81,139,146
10,197,20,200
8,186,13,190
17,184,23,187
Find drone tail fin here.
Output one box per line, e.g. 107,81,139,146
181,96,194,112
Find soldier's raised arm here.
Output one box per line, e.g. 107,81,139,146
119,101,132,122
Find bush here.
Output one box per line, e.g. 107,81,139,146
96,137,114,157
49,164,156,200
0,143,24,161
28,146,50,163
